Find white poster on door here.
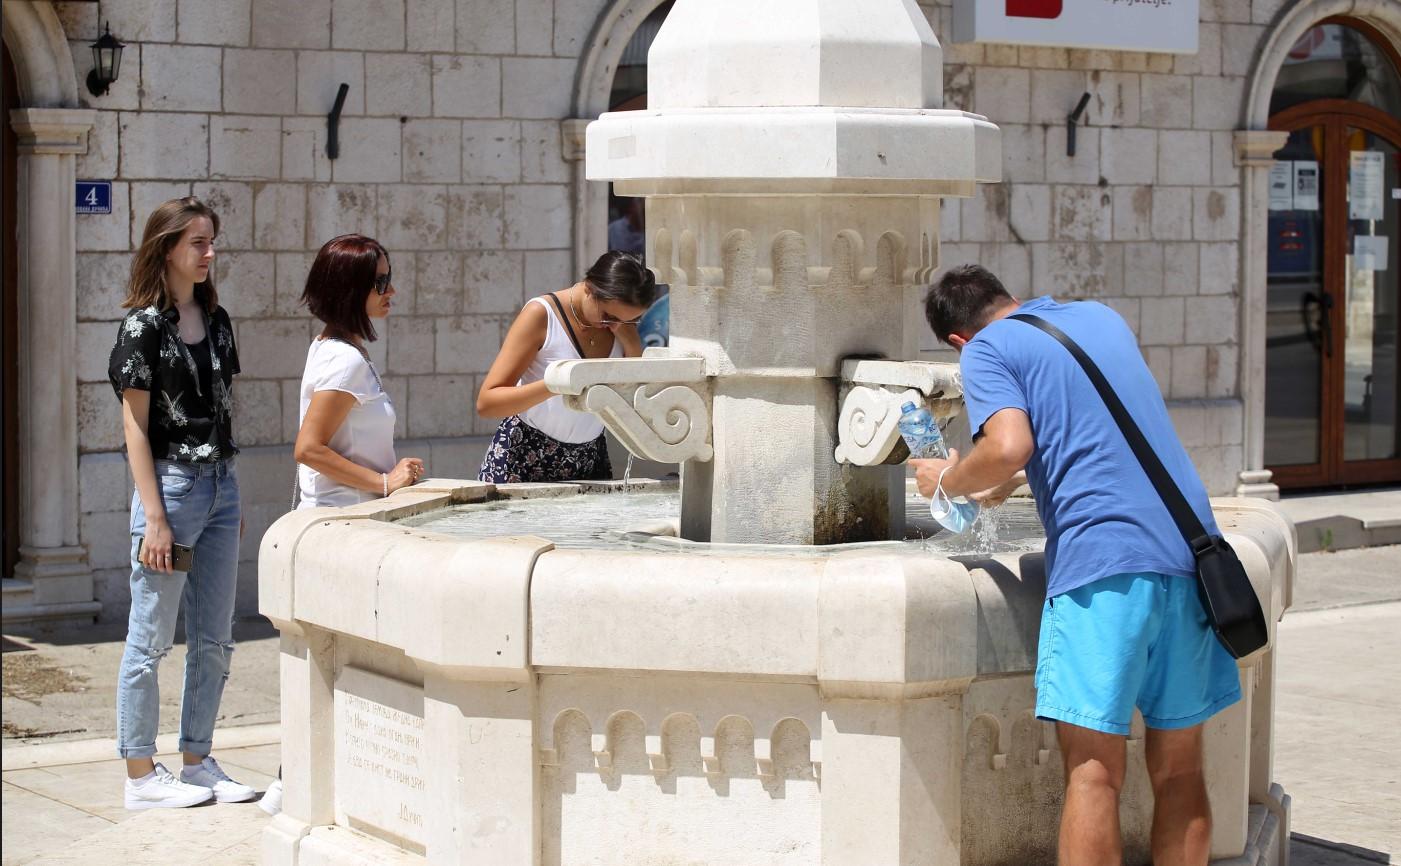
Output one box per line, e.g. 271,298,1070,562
1354,235,1389,271
1350,151,1385,221
1269,161,1294,211
1293,161,1320,211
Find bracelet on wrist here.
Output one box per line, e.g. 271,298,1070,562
382,472,388,497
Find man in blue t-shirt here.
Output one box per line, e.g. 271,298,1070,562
913,264,1239,866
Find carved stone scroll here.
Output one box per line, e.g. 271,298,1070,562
566,383,714,464
833,385,922,466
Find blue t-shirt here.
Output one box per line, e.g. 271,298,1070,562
960,296,1218,597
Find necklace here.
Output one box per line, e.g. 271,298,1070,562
325,336,389,403
568,297,600,347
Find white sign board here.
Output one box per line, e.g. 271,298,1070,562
1349,151,1385,221
1292,161,1320,212
1269,161,1294,211
953,0,1199,54
335,667,427,850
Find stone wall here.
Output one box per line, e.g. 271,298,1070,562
917,0,1282,488
57,0,1282,618
58,0,619,619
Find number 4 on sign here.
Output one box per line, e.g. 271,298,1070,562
85,187,99,206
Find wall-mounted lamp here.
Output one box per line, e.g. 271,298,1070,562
86,22,125,97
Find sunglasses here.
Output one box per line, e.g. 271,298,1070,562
571,296,644,328
373,271,392,296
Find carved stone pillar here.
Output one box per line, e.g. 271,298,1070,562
1234,130,1289,500
6,108,98,622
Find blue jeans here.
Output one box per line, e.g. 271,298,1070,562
117,458,241,759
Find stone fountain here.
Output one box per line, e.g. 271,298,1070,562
259,2,1294,864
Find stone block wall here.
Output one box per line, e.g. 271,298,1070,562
917,0,1278,492
55,0,1280,618
58,0,614,620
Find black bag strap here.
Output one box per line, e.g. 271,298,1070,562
546,292,587,359
1009,313,1215,555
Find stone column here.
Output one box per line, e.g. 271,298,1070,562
7,108,98,621
1233,130,1289,500
562,118,607,279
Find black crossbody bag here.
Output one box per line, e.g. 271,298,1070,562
1010,314,1269,659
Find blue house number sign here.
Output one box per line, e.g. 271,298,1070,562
76,180,112,215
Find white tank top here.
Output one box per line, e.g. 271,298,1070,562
518,296,622,444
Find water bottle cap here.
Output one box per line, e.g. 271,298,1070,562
901,401,919,414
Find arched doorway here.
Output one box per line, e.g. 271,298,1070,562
1264,18,1401,489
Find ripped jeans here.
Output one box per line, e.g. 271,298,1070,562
117,458,241,759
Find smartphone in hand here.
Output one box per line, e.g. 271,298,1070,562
136,538,195,572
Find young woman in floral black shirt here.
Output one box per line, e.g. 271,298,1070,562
106,197,257,810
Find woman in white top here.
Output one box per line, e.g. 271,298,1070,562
294,234,424,507
477,251,656,482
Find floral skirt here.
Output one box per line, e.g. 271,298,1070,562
477,415,613,484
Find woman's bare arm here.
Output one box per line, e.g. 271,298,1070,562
294,390,421,493
475,302,553,418
122,390,174,572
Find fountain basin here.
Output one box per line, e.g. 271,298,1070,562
259,479,1294,866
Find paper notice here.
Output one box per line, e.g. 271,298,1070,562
1350,151,1385,221
1293,161,1320,211
1354,235,1389,272
1269,161,1293,211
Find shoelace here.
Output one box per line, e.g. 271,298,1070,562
197,757,232,782
153,765,180,785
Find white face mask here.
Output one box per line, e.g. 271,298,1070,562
930,470,979,536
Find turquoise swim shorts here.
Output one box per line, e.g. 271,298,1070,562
1034,571,1242,736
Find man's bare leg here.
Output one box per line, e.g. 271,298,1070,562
1145,724,1212,866
1057,721,1127,866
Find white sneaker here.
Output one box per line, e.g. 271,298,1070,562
125,762,215,810
258,778,283,815
180,756,257,803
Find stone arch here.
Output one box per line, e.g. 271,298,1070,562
1,2,98,622
1243,0,1401,129
1,1,81,108
567,0,675,276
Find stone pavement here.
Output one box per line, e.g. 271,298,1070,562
2,549,1398,865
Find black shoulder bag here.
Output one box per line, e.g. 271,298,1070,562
1010,314,1269,659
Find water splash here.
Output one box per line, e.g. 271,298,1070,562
623,453,635,489
973,504,1002,555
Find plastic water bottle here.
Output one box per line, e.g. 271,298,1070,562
898,402,979,535
897,401,949,459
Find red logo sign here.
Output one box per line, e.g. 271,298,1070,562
1007,0,1063,18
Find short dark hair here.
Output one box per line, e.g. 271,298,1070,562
302,234,388,343
924,264,1015,344
585,250,657,308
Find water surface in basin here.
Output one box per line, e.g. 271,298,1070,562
398,490,1045,556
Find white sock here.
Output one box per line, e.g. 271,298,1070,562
181,761,203,776
132,770,157,785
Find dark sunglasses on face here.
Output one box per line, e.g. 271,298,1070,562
599,311,645,327
373,271,392,295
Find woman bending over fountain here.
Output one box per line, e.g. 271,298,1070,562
108,197,257,810
476,251,655,483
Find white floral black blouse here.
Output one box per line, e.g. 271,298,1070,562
108,294,241,464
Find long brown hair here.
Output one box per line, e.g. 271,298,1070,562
122,196,221,311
